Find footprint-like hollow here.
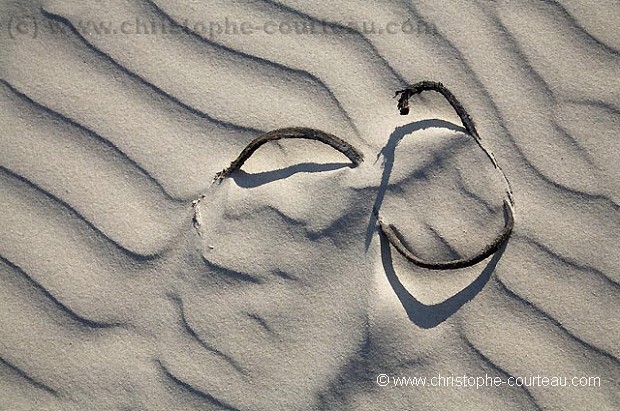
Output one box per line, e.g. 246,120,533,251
184,129,376,410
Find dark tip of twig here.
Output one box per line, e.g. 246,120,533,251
397,95,410,116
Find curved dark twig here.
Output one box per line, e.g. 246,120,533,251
396,81,475,132
395,80,514,205
213,127,364,182
381,81,516,270
379,200,514,270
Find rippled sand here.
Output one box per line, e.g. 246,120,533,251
1,1,618,410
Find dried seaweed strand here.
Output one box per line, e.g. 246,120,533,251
193,127,364,232
382,81,516,270
213,127,364,182
379,200,514,270
395,81,514,204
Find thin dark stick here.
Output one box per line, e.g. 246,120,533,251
395,81,514,205
396,81,476,134
381,81,516,270
379,200,514,270
193,127,364,232
214,127,364,182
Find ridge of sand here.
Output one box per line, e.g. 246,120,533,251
1,1,618,410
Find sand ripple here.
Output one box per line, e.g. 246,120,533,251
1,1,618,409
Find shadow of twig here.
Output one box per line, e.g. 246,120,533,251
364,119,466,250
380,232,508,328
232,162,351,188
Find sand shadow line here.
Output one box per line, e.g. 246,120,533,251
380,232,507,328
232,162,351,188
364,118,466,250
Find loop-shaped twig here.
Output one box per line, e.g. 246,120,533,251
382,81,516,270
395,81,514,205
214,127,364,182
395,81,476,136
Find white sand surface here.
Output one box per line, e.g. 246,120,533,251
1,1,618,410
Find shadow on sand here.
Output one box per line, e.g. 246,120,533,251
371,119,504,328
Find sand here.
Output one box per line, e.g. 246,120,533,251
0,1,618,410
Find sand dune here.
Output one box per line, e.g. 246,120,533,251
1,1,618,410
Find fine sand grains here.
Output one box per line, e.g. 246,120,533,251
1,1,618,410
